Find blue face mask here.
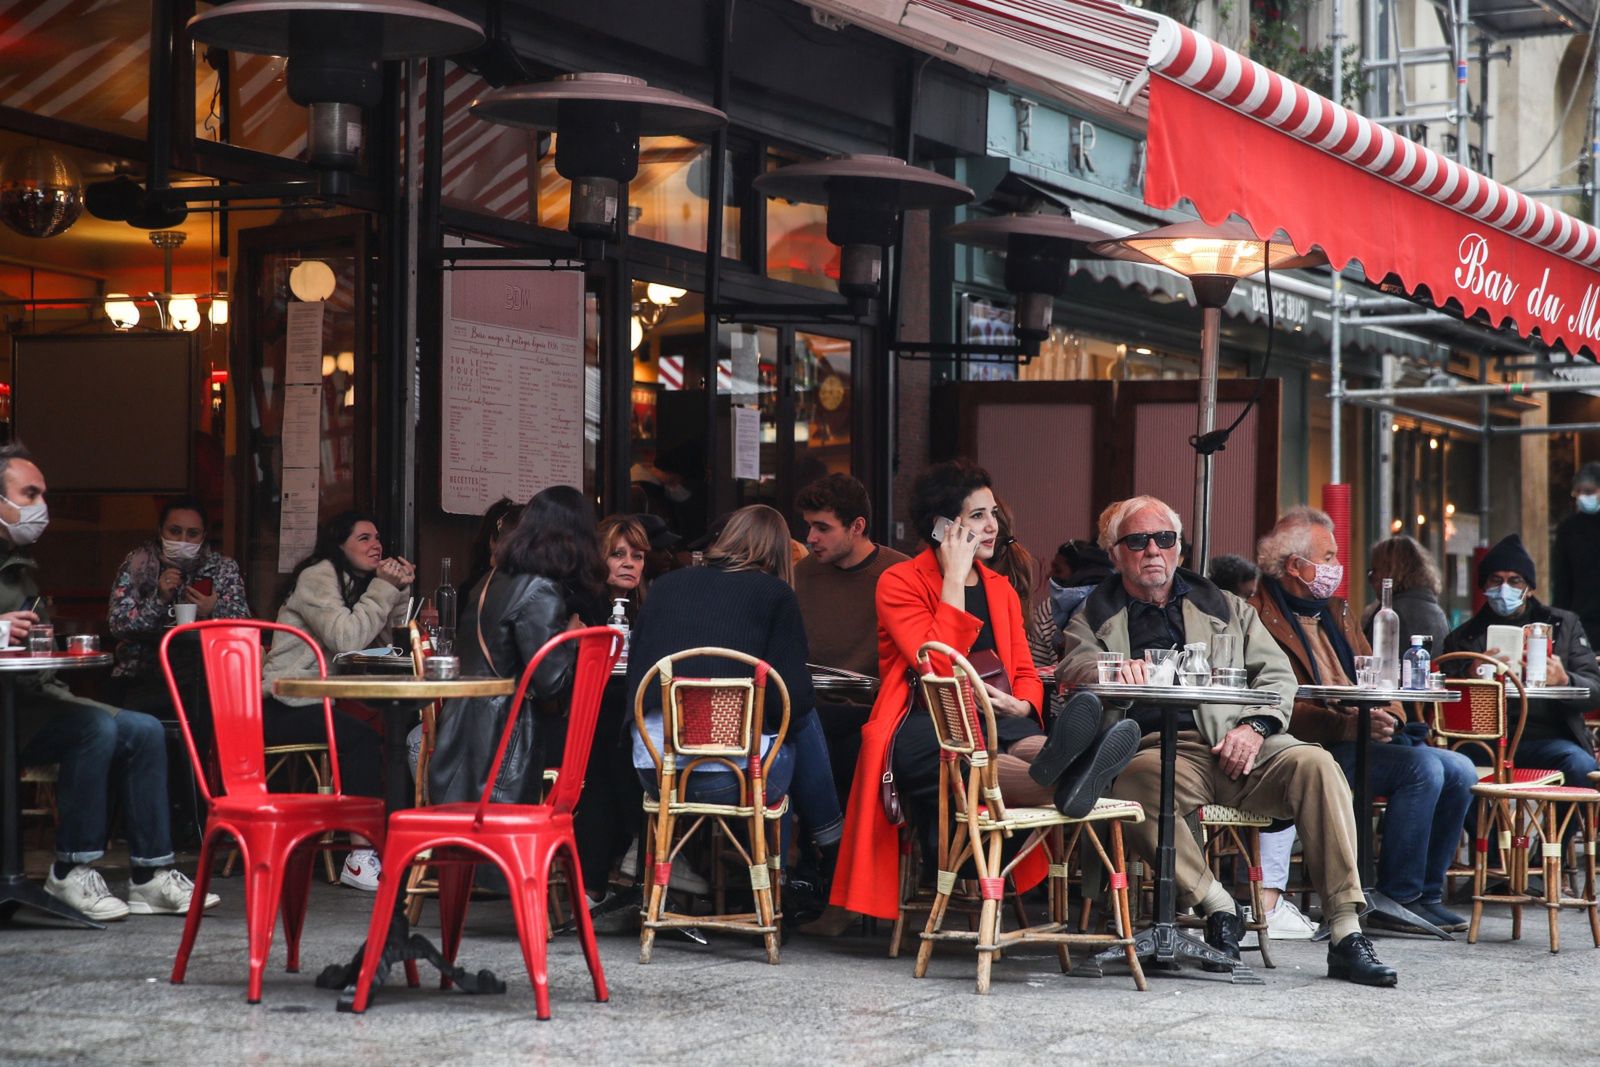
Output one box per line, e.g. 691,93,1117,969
1485,585,1526,616
1578,493,1600,514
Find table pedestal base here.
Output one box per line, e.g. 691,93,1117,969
0,873,104,929
1362,888,1454,941
316,909,507,1011
1091,921,1263,984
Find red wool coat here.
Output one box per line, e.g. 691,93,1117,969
830,549,1046,920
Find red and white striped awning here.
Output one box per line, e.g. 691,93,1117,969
807,0,1600,354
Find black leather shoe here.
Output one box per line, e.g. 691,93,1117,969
1201,909,1244,972
1327,932,1398,987
1054,719,1141,818
1029,692,1103,787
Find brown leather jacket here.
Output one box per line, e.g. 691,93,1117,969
1247,582,1401,746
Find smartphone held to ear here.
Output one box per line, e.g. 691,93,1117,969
931,516,956,544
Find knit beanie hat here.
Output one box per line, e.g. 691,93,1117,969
1477,533,1536,590
1574,462,1600,492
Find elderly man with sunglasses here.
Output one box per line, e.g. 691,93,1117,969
1058,495,1397,987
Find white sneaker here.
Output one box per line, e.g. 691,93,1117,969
44,865,130,922
128,869,221,915
668,854,709,895
619,840,639,879
340,849,381,891
1263,897,1317,940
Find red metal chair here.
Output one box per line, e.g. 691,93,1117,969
159,620,389,1005
349,626,622,1019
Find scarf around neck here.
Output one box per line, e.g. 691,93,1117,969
1268,578,1357,685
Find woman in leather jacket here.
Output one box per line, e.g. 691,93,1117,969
428,485,606,807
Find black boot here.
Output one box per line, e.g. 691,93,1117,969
1327,932,1398,987
1053,719,1141,818
1201,910,1244,972
1029,692,1104,787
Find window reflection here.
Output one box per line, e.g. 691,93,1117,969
765,150,839,293
0,0,153,137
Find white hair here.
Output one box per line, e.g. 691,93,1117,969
1098,496,1184,552
1256,506,1335,578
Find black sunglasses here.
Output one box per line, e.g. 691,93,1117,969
1117,530,1179,552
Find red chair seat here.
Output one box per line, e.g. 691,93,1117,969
1480,767,1565,786
210,794,387,823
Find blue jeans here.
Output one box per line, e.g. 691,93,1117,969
1331,740,1476,903
786,712,844,848
639,744,798,856
20,703,175,867
1510,737,1600,845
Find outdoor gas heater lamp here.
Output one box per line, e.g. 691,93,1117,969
471,74,729,239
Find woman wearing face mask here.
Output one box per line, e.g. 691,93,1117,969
1249,507,1477,934
1554,462,1600,648
261,511,414,890
107,497,250,713
1442,534,1600,795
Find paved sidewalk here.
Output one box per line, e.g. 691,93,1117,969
2,875,1597,1066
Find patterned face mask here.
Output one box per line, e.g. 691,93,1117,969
1298,557,1343,599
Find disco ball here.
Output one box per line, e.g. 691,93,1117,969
0,145,84,238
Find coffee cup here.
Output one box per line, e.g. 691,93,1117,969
173,603,198,625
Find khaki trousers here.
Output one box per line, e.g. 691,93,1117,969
1109,733,1366,913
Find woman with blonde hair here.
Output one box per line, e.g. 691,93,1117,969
597,513,651,621
625,504,842,918
1362,535,1449,650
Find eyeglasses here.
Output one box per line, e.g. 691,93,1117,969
1484,576,1529,591
1116,530,1179,552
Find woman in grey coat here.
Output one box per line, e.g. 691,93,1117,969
428,486,606,807
1362,535,1450,651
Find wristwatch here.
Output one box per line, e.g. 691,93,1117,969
1244,718,1272,739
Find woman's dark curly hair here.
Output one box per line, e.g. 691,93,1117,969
283,510,381,608
909,459,993,545
495,485,605,605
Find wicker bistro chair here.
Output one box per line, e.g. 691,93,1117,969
1192,805,1277,968
909,641,1146,995
633,648,792,964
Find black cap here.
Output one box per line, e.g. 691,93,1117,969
1574,462,1600,492
1477,533,1536,590
632,513,682,552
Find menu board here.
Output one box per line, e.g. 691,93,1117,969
440,269,584,514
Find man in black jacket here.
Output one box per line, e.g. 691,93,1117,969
1553,462,1600,642
1442,533,1600,790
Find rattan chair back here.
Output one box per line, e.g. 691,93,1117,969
1433,651,1529,778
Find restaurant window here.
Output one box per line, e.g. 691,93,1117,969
536,136,741,257
428,67,537,223
794,331,852,486
0,0,153,137
629,284,711,543
765,149,839,293
718,323,782,512
192,2,310,160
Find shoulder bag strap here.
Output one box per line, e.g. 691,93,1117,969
475,568,502,678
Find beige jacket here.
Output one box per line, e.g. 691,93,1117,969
1057,569,1305,762
262,560,409,706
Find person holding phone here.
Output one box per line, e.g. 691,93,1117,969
262,511,413,890
831,460,1139,923
107,496,250,714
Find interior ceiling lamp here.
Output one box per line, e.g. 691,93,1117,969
944,211,1123,343
0,144,83,239
471,73,727,240
753,155,973,304
1090,217,1326,565
289,259,338,301
186,0,484,174
103,230,228,332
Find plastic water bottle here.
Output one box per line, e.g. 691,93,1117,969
433,557,457,656
1372,578,1401,689
1401,635,1430,690
608,597,630,670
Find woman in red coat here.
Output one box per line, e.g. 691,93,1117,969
830,461,1134,920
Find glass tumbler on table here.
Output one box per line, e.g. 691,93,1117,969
1353,654,1378,689
1144,647,1180,686
28,623,55,655
1096,651,1126,684
1210,632,1242,671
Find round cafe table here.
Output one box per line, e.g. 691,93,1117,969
1296,684,1456,941
0,650,114,930
1077,682,1280,984
271,673,515,1010
1519,686,1590,701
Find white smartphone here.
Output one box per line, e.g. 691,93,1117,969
931,516,956,543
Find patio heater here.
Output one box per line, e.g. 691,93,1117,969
943,210,1124,347
187,0,485,185
471,74,728,240
1091,219,1322,564
752,155,973,316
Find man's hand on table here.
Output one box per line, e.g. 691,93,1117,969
0,610,38,643
1212,723,1264,779
1116,659,1150,685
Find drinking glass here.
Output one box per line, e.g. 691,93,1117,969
1144,648,1180,686
1210,633,1242,671
1427,671,1446,691
28,623,55,655
1096,650,1125,685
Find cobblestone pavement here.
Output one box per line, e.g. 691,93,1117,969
2,867,1597,1066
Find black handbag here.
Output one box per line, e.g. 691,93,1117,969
879,669,920,827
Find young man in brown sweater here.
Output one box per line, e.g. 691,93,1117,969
793,474,908,804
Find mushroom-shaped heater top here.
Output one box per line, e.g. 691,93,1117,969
754,154,973,298
946,212,1123,341
188,1,485,171
1090,218,1324,307
472,73,727,239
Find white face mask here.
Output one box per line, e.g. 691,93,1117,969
0,500,48,547
163,538,202,561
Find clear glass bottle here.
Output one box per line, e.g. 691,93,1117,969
1372,578,1401,689
433,557,457,656
1401,635,1430,690
1178,642,1212,687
